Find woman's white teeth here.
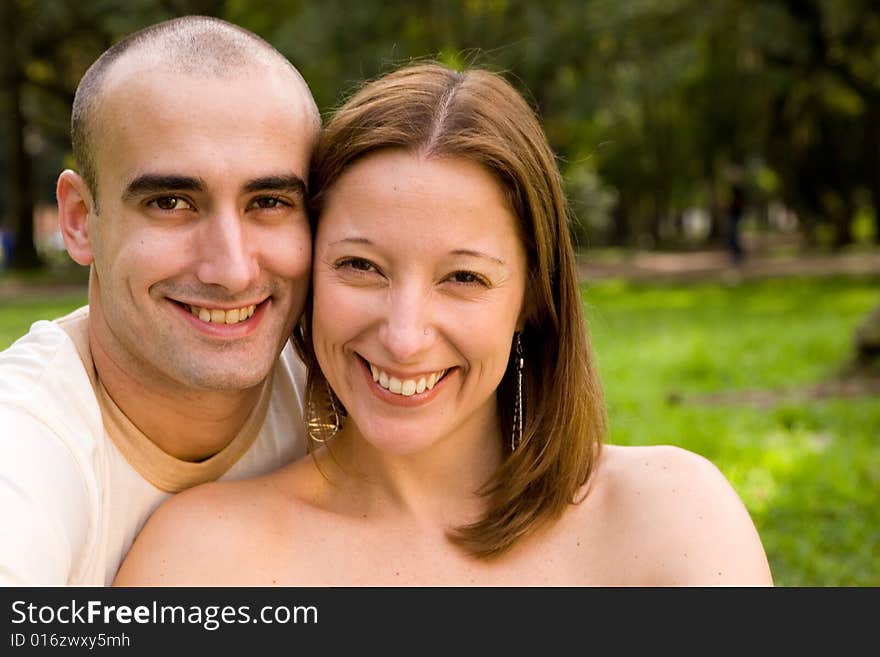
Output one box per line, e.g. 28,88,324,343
369,363,446,396
189,304,256,324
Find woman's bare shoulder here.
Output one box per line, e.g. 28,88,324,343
595,443,728,490
113,468,302,586
579,443,773,586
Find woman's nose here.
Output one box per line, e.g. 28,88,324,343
377,287,435,363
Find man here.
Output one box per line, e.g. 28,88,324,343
0,15,320,585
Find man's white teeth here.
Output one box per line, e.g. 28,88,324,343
369,363,447,397
188,304,256,324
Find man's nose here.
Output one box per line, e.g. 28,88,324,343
377,286,436,363
195,208,258,293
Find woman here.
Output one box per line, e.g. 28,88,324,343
114,62,773,585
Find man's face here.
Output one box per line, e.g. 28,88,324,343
86,64,314,393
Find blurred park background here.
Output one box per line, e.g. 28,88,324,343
1,0,878,585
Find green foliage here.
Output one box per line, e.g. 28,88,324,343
584,275,880,585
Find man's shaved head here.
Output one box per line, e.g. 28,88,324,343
71,15,319,199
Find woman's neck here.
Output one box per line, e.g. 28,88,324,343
316,415,505,526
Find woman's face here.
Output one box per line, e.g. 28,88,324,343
312,149,528,455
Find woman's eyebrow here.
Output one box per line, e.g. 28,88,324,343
325,242,506,266
449,248,506,266
328,236,373,247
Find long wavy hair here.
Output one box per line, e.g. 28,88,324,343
295,61,607,559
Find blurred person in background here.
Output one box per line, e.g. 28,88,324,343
727,180,747,265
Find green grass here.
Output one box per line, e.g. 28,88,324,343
583,275,880,586
0,295,87,349
0,262,88,348
2,275,877,585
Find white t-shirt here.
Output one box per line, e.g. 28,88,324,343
0,306,307,586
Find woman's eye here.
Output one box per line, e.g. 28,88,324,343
149,196,193,211
447,271,488,286
336,257,378,273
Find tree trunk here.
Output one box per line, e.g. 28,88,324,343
610,198,630,247
854,304,880,367
832,207,855,250
867,101,880,245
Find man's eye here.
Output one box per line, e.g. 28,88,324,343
149,196,193,211
249,196,290,210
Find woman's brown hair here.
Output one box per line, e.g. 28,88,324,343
297,61,606,559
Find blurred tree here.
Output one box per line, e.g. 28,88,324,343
1,0,40,269
0,0,223,271
3,0,878,260
755,0,880,248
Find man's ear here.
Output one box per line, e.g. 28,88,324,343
57,170,95,266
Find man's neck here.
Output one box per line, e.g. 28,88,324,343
89,332,263,462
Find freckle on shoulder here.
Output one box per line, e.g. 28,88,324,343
606,442,716,472
591,443,720,499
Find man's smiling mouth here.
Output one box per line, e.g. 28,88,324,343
184,303,257,325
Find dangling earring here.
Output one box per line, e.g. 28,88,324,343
307,378,341,444
511,332,524,451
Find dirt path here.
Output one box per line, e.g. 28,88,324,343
578,248,880,282
0,277,88,301
670,369,880,408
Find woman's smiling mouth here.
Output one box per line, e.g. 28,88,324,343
360,356,452,397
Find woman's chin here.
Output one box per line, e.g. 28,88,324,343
353,421,442,456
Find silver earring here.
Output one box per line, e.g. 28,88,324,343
511,332,524,451
307,379,341,444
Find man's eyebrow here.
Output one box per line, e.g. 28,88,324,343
121,174,307,201
243,175,307,197
122,174,205,200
